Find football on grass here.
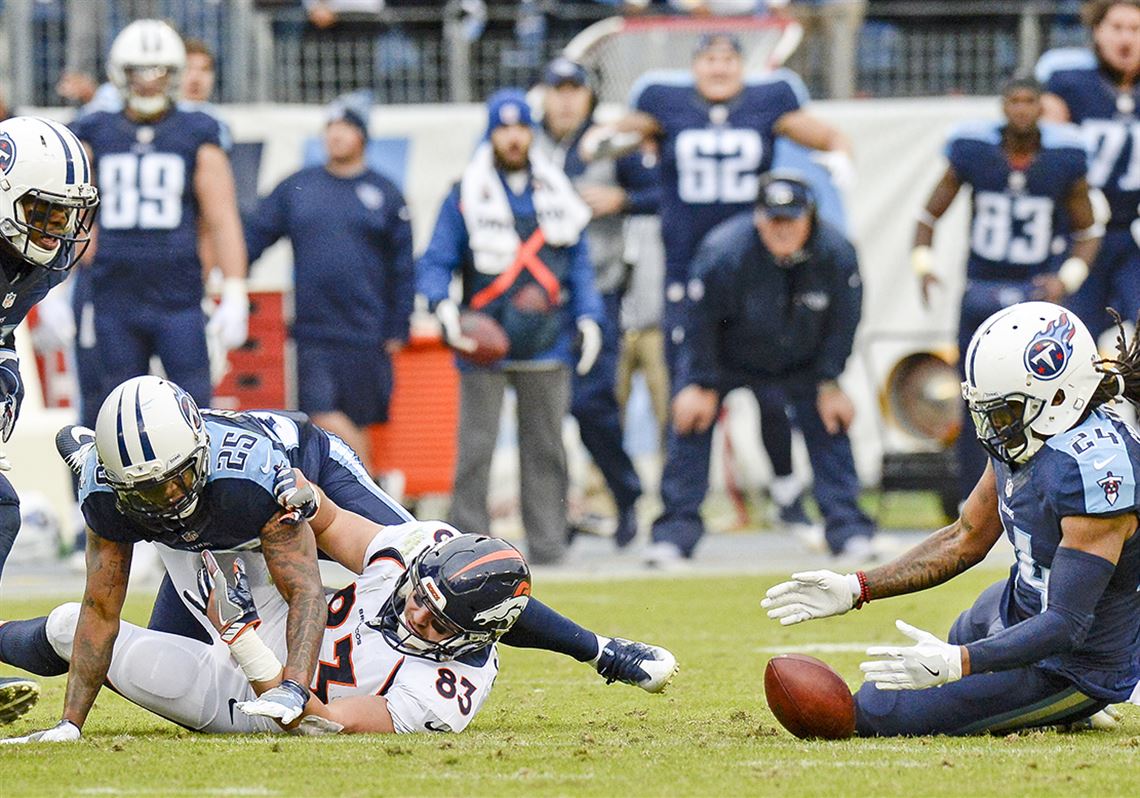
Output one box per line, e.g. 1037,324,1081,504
764,654,855,739
453,311,509,366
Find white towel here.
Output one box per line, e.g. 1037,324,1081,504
460,142,591,275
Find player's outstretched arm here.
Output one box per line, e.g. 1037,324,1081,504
310,695,395,734
911,165,961,308
63,531,133,730
578,112,659,162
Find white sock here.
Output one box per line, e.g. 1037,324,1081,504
769,474,801,507
589,635,610,666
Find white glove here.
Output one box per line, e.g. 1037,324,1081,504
576,317,602,376
1131,216,1140,251
435,299,476,353
578,125,644,162
32,283,75,351
237,679,309,725
761,570,860,626
288,714,345,737
860,619,963,690
206,277,249,351
811,149,856,193
0,720,81,744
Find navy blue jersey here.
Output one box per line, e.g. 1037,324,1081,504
992,408,1140,699
631,70,807,277
243,166,414,346
0,249,67,339
71,108,222,304
945,121,1088,281
1037,48,1140,227
78,416,289,551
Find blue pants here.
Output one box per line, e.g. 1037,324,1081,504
652,379,872,556
570,292,641,512
955,279,1033,503
855,580,1106,735
90,288,212,410
1067,227,1140,340
0,474,22,581
297,340,394,427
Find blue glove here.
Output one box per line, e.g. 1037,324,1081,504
236,679,310,725
273,465,320,526
0,350,24,443
196,552,260,644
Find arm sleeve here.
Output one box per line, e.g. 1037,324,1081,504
615,151,661,215
567,232,604,322
384,193,415,343
414,186,467,309
965,546,1116,674
813,234,863,383
242,180,291,265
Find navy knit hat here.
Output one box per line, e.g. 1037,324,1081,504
326,99,369,142
486,88,533,136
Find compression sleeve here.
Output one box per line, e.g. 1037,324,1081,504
965,546,1115,674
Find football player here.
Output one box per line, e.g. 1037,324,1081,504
0,115,98,726
763,302,1140,735
1037,0,1140,339
912,75,1102,506
583,34,854,550
1,376,329,742
70,19,248,421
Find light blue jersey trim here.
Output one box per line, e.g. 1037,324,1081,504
945,121,1001,157
206,419,286,493
1035,47,1096,83
323,430,414,522
1046,410,1136,514
1039,121,1087,152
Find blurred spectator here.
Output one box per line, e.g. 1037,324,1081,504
787,0,867,99
244,96,414,471
535,57,649,548
305,0,384,27
417,89,604,566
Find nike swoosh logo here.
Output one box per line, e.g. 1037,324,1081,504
1093,456,1116,470
921,663,940,677
228,698,238,725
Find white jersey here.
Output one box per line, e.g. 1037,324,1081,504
49,523,500,735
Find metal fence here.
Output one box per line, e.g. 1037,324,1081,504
0,1,1097,109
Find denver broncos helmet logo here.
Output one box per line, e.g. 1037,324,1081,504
1023,312,1075,381
0,132,15,175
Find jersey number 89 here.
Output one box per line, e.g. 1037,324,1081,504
675,129,762,204
99,153,185,230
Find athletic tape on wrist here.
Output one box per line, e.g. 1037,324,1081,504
228,629,284,683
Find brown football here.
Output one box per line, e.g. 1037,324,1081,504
764,654,855,740
454,311,509,366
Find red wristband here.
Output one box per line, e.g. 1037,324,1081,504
854,570,871,609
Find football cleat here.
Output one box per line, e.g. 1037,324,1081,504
614,505,639,549
775,495,826,553
55,425,95,476
0,676,40,725
596,638,678,693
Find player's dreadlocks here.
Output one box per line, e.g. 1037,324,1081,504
1090,309,1140,408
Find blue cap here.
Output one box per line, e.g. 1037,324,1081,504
486,88,534,134
326,93,370,141
693,32,744,57
542,57,589,88
756,175,813,219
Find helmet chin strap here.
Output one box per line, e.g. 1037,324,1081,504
126,93,170,119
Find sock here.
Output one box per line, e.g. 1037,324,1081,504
758,401,794,477
500,598,604,663
0,500,20,582
0,617,69,676
769,473,802,508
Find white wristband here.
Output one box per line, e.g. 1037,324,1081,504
221,276,248,303
844,572,862,607
1057,257,1089,295
911,245,934,277
228,629,284,683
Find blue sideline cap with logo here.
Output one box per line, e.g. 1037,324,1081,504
693,32,744,57
486,88,534,135
542,57,589,88
326,92,371,141
756,176,814,219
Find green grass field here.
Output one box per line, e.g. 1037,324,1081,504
2,567,1137,797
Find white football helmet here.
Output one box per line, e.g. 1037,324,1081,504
95,376,210,533
0,116,98,269
107,19,186,118
962,301,1101,464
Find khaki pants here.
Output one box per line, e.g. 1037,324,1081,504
616,327,670,449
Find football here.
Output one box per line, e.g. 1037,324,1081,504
764,654,855,740
454,311,510,366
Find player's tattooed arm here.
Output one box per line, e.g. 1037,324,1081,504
864,462,1004,601
62,529,133,729
260,514,327,689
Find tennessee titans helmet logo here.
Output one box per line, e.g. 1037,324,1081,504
1023,312,1076,381
0,132,15,174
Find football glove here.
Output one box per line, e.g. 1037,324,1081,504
272,465,320,526
0,349,24,443
575,317,602,376
289,714,345,737
860,619,963,690
237,679,310,725
761,570,860,626
197,551,260,644
434,299,476,353
206,277,249,351
0,719,81,744
811,149,857,192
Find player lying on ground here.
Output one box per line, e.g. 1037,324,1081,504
762,302,1140,736
0,505,677,737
